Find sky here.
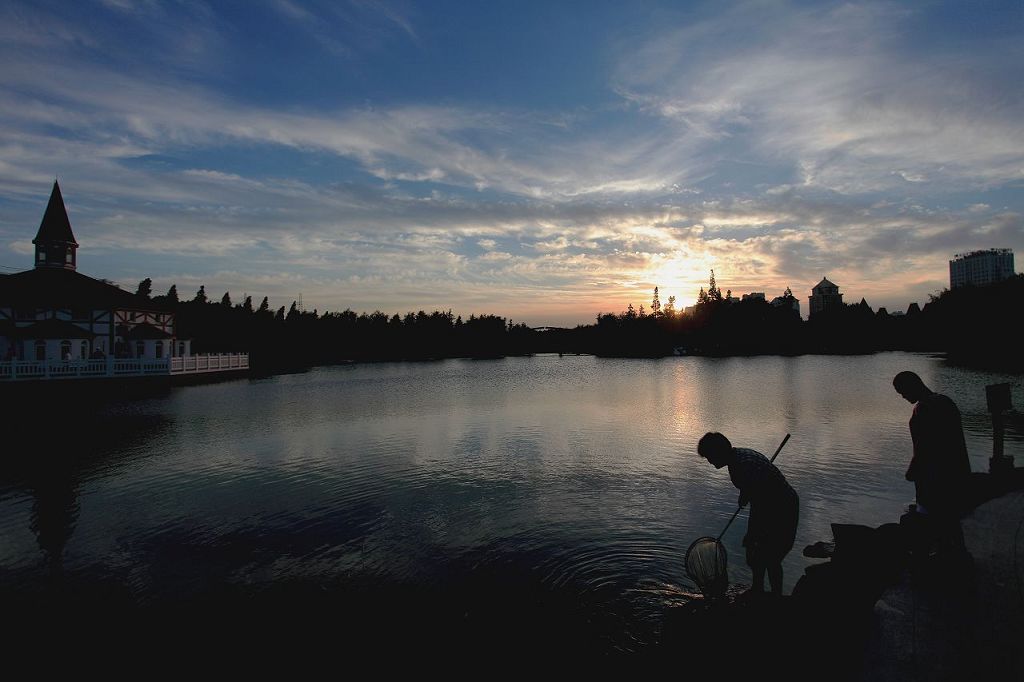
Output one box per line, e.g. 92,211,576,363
0,0,1021,326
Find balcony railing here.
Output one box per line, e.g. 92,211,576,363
0,353,249,381
169,353,249,374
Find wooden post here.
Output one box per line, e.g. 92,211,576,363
986,383,1013,475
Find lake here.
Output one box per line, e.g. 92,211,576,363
1,352,1020,651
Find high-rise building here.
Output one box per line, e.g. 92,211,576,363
949,249,1015,288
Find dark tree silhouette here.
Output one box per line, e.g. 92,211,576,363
708,270,722,302
127,270,1020,373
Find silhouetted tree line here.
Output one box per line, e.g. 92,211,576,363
540,272,1024,369
548,274,804,358
137,281,536,372
137,271,1023,372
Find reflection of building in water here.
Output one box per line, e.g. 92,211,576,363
949,249,1015,289
808,277,843,318
30,466,80,576
0,182,247,380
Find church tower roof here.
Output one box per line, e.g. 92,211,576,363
33,180,78,247
32,180,79,270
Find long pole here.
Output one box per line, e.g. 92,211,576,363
716,433,791,542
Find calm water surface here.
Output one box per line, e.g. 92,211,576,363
2,352,1021,650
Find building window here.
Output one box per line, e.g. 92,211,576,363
136,341,145,358
65,250,73,264
155,342,163,359
179,342,186,357
38,251,46,262
61,340,72,360
35,341,46,361
80,341,88,359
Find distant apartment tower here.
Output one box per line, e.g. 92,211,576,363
949,249,1015,289
809,277,843,318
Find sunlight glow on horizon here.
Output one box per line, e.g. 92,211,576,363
0,1,1020,326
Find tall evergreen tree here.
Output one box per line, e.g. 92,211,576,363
652,287,661,316
136,278,152,298
258,296,270,314
166,284,179,304
708,270,722,301
194,285,207,304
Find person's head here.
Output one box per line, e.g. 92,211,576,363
893,371,930,403
698,432,733,469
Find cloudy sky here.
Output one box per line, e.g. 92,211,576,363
0,0,1021,325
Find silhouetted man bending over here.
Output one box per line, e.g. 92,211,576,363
698,432,799,595
892,371,971,562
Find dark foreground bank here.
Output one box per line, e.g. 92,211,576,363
662,469,1024,679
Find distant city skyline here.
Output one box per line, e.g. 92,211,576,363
1,1,1022,326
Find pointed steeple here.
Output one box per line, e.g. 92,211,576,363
32,180,78,270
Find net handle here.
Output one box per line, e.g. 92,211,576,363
716,433,790,542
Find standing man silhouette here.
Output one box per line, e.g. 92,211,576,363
892,371,972,563
698,432,799,595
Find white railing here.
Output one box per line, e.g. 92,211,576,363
0,353,248,381
169,353,249,375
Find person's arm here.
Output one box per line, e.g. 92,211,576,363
906,404,925,480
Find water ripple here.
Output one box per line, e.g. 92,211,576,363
1,353,1020,652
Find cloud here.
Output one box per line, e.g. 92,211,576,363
269,0,419,54
896,171,927,183
0,0,1021,326
613,1,1024,194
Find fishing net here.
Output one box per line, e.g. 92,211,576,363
685,536,728,597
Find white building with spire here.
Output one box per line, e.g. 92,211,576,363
0,182,247,381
